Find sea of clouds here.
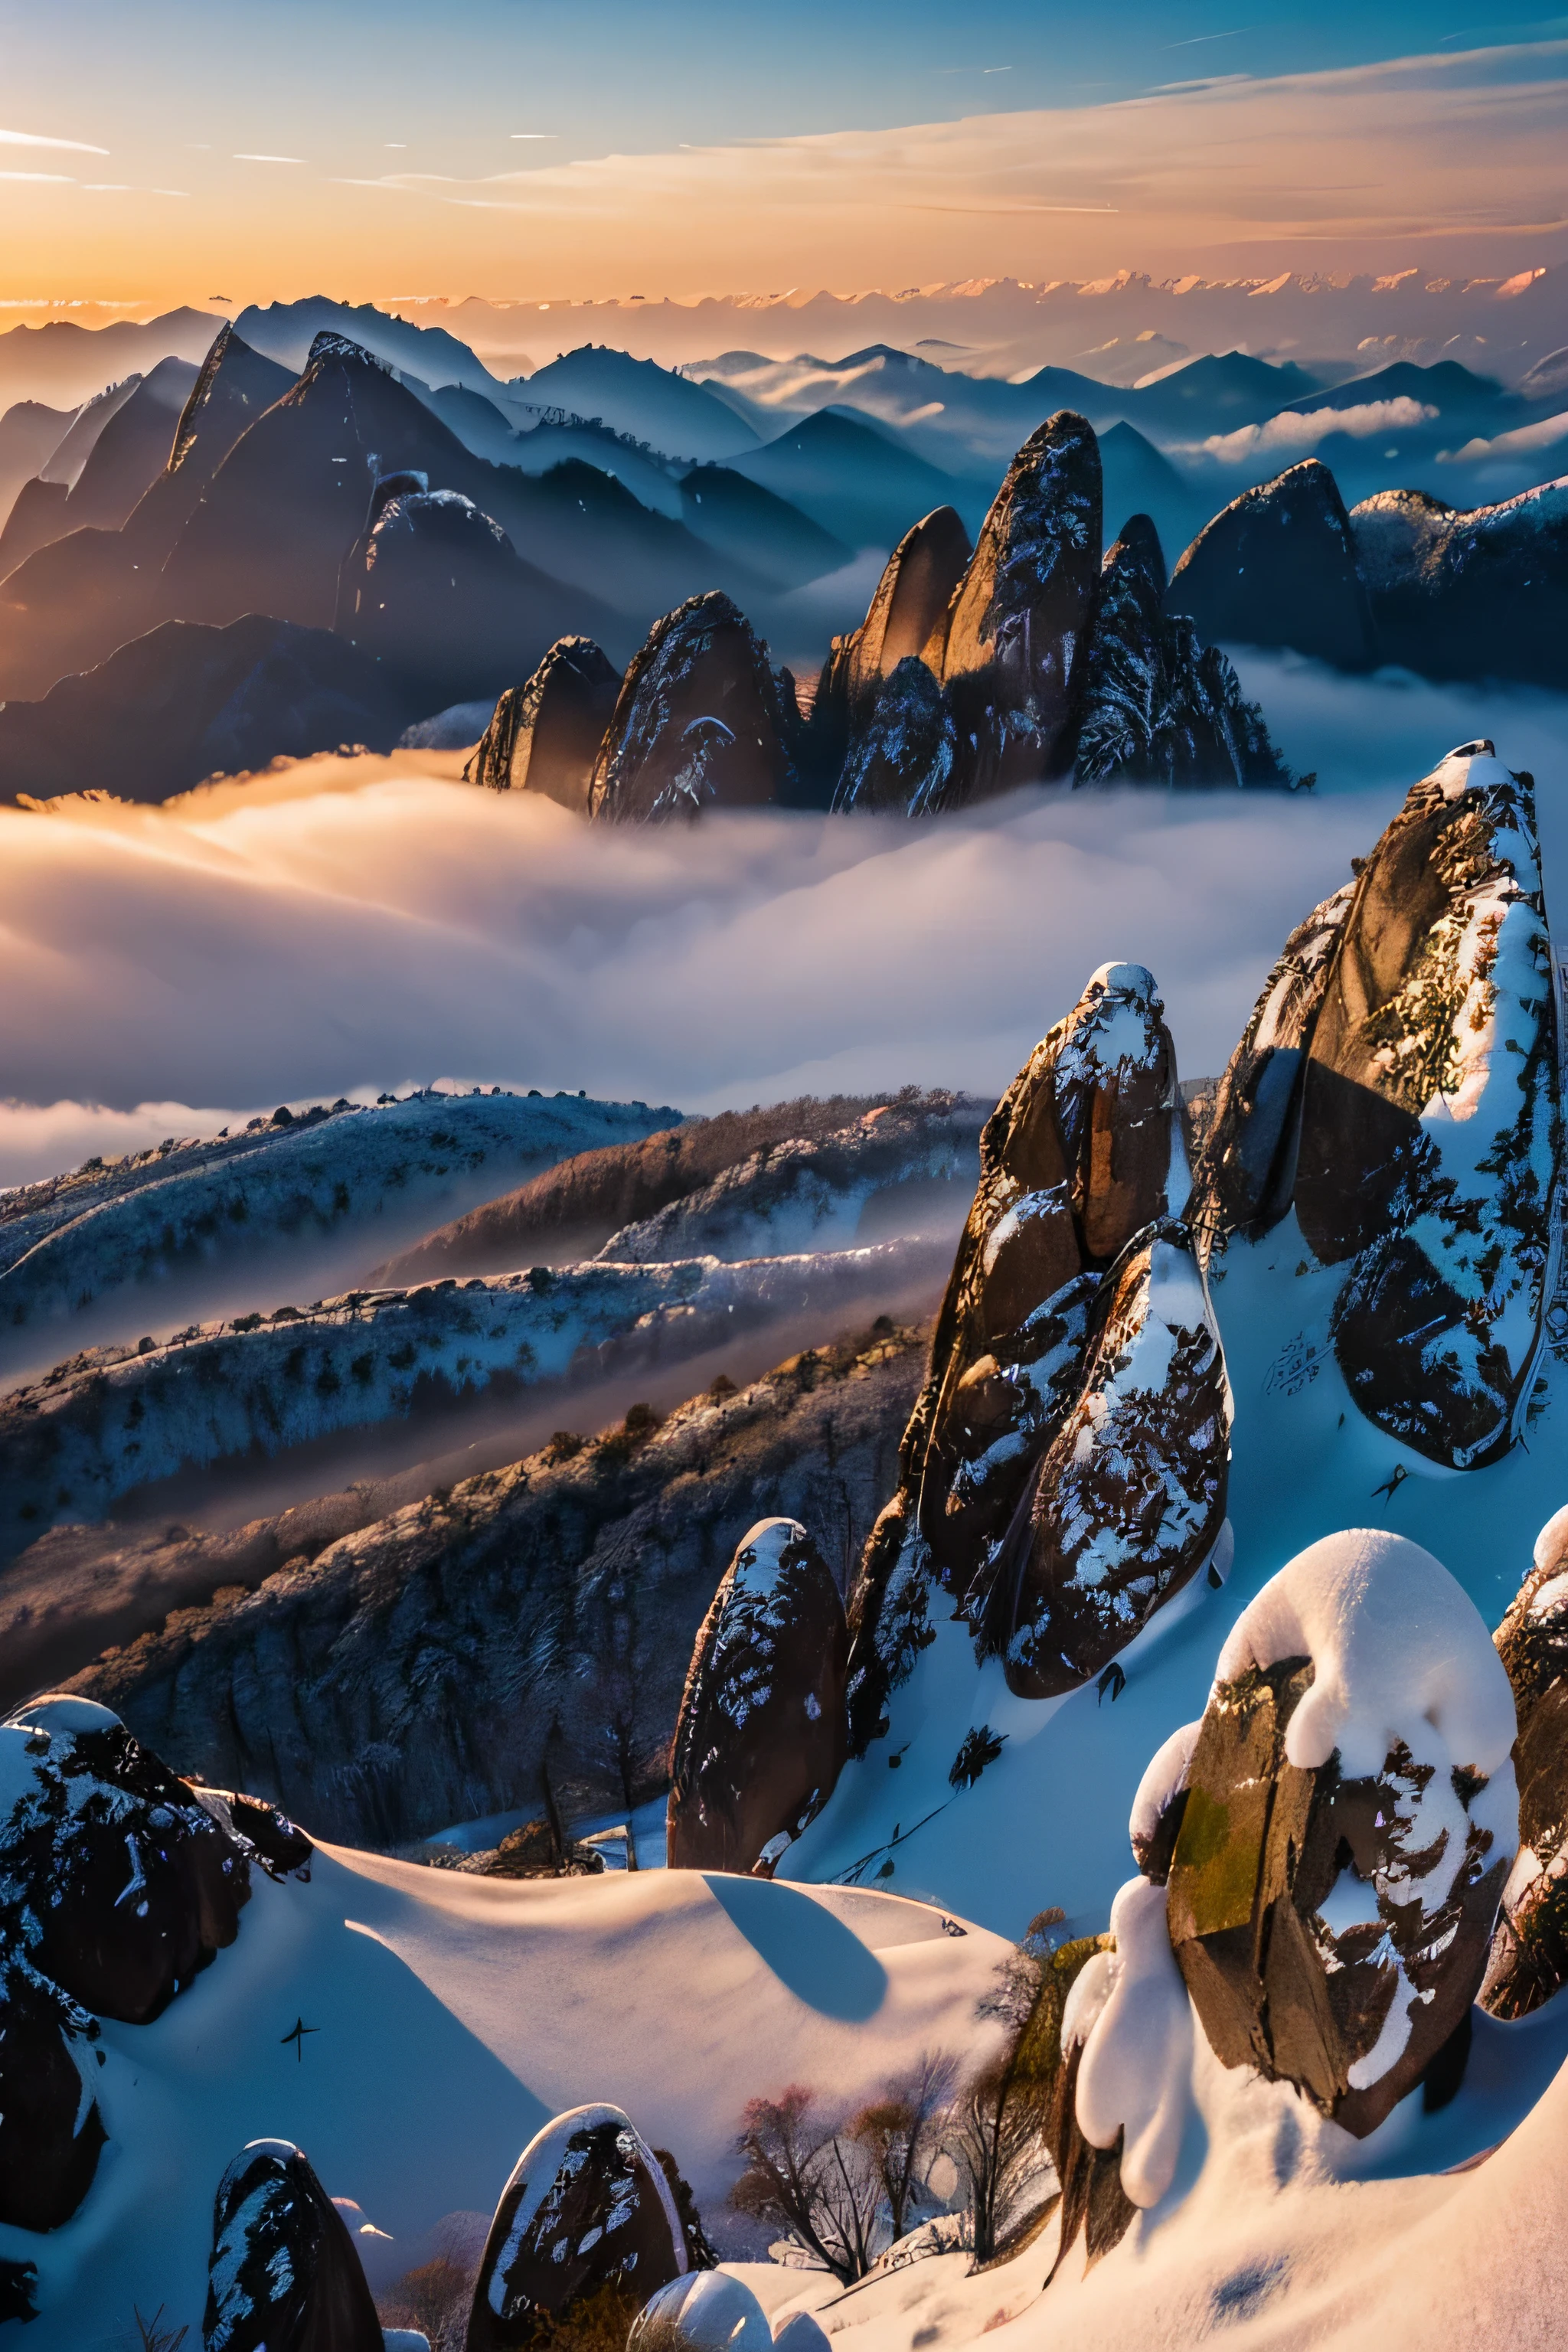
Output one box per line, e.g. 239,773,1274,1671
2,656,1565,1189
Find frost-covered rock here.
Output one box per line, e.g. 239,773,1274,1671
832,655,958,815
1298,745,1562,1468
1351,479,1568,688
0,1237,943,1547
1001,1220,1231,1699
1166,1530,1517,2136
937,411,1102,798
463,636,621,808
203,2138,384,2352
846,965,1188,1742
1189,884,1354,1247
597,1093,986,1266
1169,457,1377,668
1073,515,1288,791
1483,1504,1568,2020
0,1694,309,2024
0,1089,676,1341
627,2269,772,2352
466,2104,688,2351
668,1517,848,1874
0,1953,106,2233
589,591,799,820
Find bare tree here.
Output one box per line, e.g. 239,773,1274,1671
731,2086,882,2282
946,1908,1068,2262
847,2053,956,2246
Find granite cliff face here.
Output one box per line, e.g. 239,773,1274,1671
589,590,800,819
1195,740,1561,1468
465,636,622,807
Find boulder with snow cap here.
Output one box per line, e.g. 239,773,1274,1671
203,2138,384,2352
627,2269,771,2352
0,1953,106,2233
465,2103,688,2352
1296,743,1562,1468
589,591,799,821
936,411,1102,798
1483,1504,1568,2020
464,637,621,808
0,1694,307,2024
1165,1530,1517,2136
998,1220,1230,1699
844,963,1190,1745
667,1517,848,1874
1060,1876,1192,2243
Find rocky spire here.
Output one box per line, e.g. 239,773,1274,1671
590,591,799,820
811,505,972,776
937,410,1102,799
832,655,957,815
465,636,622,808
1484,1507,1568,2020
203,2139,385,2352
668,1517,848,1874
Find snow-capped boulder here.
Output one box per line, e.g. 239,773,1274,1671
1297,745,1562,1468
1001,1222,1230,1699
464,636,621,808
1351,479,1568,688
0,1955,106,2233
833,655,958,815
628,2269,772,2352
1189,884,1354,1248
1069,1876,1193,2211
1073,515,1289,789
1169,457,1377,668
202,2138,384,2352
1165,1530,1517,2136
1483,1505,1568,2020
589,591,799,819
937,411,1102,796
466,2104,688,2351
668,1517,848,1875
0,1695,308,2024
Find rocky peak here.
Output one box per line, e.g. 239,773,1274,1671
831,653,956,815
937,410,1102,795
204,2138,384,2352
1169,456,1377,668
466,635,622,808
299,329,396,381
818,504,972,730
590,590,799,820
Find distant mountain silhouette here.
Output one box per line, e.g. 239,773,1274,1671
522,345,760,462
234,296,512,400
731,409,961,549
0,400,73,530
678,465,851,589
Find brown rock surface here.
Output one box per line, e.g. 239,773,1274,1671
668,1516,848,1873
589,590,798,819
813,506,972,766
465,636,621,807
466,2104,686,2352
1484,1508,1568,2019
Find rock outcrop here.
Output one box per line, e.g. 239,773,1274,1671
1170,457,1377,668
464,637,621,807
812,506,972,773
589,591,799,820
937,412,1102,795
629,2271,772,2352
0,1694,309,2025
1195,742,1561,1468
203,2138,385,2352
1351,480,1568,688
668,1517,848,1873
844,965,1228,1746
1073,517,1288,789
999,1221,1230,1698
0,1957,106,2233
1166,1530,1517,2137
466,2105,688,2351
61,1321,926,1848
1484,1506,1568,2020
833,655,958,815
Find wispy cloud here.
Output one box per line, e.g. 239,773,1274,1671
1161,26,1255,46
0,170,75,183
0,127,108,155
232,152,305,165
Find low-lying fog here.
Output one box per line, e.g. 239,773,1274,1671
4,655,1566,1189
